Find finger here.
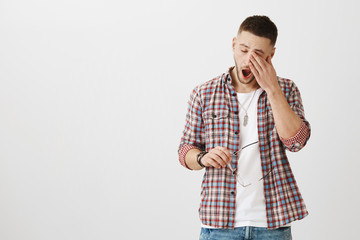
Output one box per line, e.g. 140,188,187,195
251,53,267,70
216,147,232,163
203,157,221,168
212,150,230,166
204,153,225,168
215,146,232,162
216,150,230,167
249,56,262,74
249,61,260,79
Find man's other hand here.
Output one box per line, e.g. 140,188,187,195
201,146,232,168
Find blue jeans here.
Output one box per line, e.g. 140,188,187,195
199,226,292,240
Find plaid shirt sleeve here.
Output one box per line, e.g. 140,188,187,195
279,80,311,152
178,86,205,169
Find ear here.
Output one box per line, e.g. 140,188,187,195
267,47,276,63
232,37,237,52
270,47,276,59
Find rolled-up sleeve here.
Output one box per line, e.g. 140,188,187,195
280,81,311,152
280,121,310,151
178,86,205,169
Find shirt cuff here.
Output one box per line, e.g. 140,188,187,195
179,144,201,170
280,122,309,149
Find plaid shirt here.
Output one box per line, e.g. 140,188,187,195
178,67,311,229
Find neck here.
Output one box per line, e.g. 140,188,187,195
230,67,260,93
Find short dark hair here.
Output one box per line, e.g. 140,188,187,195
238,15,278,46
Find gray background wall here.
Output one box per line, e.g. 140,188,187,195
1,0,359,239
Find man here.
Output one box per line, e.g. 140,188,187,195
178,16,310,240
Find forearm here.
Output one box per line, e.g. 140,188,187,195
185,148,203,170
267,87,302,139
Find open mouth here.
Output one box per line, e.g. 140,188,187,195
242,68,252,79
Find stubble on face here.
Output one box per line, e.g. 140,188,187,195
234,58,255,85
231,31,274,92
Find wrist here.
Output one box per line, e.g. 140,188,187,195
196,151,207,168
266,85,282,99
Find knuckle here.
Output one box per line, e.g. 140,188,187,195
211,161,219,168
208,159,214,166
214,155,221,162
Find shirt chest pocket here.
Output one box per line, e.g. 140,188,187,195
202,109,230,141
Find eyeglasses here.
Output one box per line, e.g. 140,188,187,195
227,148,273,187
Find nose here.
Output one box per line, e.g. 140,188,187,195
244,52,252,66
245,54,251,66
245,51,255,67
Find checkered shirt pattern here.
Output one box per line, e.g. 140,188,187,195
178,67,311,229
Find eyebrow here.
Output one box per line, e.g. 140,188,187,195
239,44,265,54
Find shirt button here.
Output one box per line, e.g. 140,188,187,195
231,191,235,195
232,170,236,176
234,111,238,115
233,151,237,155
235,131,238,135
232,93,236,97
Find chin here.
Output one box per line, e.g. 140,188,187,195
240,76,255,85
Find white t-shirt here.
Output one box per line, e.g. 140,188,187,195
234,88,267,227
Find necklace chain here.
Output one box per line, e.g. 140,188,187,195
237,89,257,126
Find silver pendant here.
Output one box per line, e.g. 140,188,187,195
243,114,248,127
239,182,252,187
238,176,252,187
